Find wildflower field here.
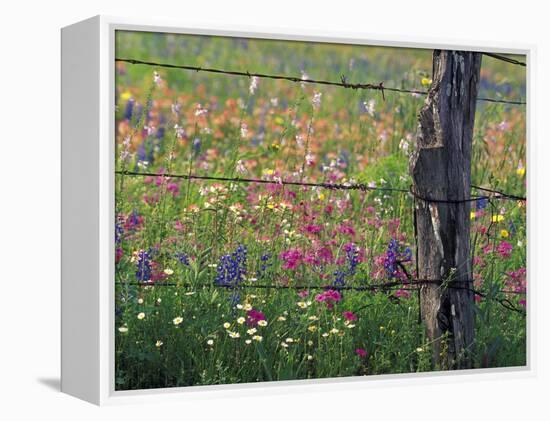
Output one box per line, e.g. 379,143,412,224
114,31,527,390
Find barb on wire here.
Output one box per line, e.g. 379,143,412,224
115,57,526,106
471,185,526,201
482,52,526,67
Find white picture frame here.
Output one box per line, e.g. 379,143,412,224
61,15,534,405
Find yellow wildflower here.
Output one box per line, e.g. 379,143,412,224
492,215,505,223
120,91,132,101
421,77,433,86
500,229,509,238
517,161,525,176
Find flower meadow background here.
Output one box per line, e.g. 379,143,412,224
114,31,526,390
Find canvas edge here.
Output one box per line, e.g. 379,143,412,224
61,15,102,405
59,14,536,405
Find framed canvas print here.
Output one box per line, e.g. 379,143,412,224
61,16,531,405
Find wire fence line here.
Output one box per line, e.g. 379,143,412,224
115,170,527,202
482,52,526,67
116,278,526,295
115,57,527,106
115,279,526,314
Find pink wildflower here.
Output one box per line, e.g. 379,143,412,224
315,289,342,309
338,224,356,236
342,311,358,321
280,248,303,270
304,224,323,235
497,241,513,258
355,348,367,358
246,309,266,326
317,246,334,264
394,289,411,299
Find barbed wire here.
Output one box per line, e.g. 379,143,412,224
115,57,526,106
115,279,526,314
115,170,526,202
482,52,526,67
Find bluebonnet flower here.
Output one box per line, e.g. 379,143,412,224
476,197,488,210
133,104,143,127
215,244,248,288
346,244,360,275
256,252,272,279
136,142,148,163
176,252,190,267
123,98,134,121
135,249,152,282
193,137,201,155
126,209,140,233
215,245,248,307
508,220,517,237
384,239,399,277
115,222,124,244
332,243,360,288
384,239,412,278
333,269,346,287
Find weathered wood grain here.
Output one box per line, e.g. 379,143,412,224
410,50,482,369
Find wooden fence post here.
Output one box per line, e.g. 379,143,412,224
410,50,482,368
